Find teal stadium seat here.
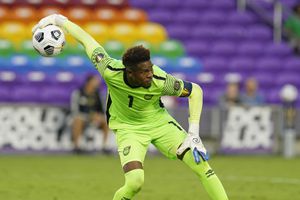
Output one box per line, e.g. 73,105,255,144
104,40,125,59
158,40,185,58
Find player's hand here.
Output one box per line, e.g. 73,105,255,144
176,132,209,164
32,14,68,33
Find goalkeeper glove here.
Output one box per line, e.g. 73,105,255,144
176,123,209,164
32,14,68,33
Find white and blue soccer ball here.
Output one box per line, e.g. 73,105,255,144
32,25,65,57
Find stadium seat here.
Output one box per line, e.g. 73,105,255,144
284,57,300,72
0,86,11,102
191,26,218,41
32,57,61,72
83,22,109,44
93,7,119,23
200,11,227,25
174,10,200,25
138,23,167,45
63,43,85,56
264,43,292,57
65,7,92,23
0,6,9,21
19,40,37,57
237,42,265,57
185,40,210,58
156,0,181,10
151,56,173,72
0,22,27,44
148,9,172,25
245,25,272,41
10,6,37,22
209,0,235,10
120,8,147,23
202,57,229,73
227,12,257,25
0,71,18,87
173,56,203,74
104,40,125,59
229,57,256,73
12,85,41,103
210,41,237,57
166,24,190,42
40,86,72,106
8,55,34,73
158,40,185,58
182,0,209,9
39,6,66,18
217,26,246,41
129,0,155,10
0,40,14,57
256,57,283,73
110,23,138,46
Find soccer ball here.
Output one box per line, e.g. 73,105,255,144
32,25,65,57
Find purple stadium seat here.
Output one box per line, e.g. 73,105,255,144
276,73,300,87
283,57,300,72
256,57,283,73
254,72,276,90
174,10,200,25
191,26,218,41
0,71,18,87
209,0,236,10
12,85,41,103
200,11,227,25
40,86,72,106
148,9,172,25
185,41,210,58
210,41,237,57
264,43,292,57
229,57,256,73
245,25,273,41
237,42,265,57
20,71,51,87
129,0,155,10
227,12,257,25
156,0,181,10
166,24,190,41
266,89,281,104
202,57,229,73
217,26,246,41
182,0,209,9
0,86,11,102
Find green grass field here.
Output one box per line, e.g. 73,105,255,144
0,155,299,200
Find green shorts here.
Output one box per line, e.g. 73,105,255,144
115,115,187,167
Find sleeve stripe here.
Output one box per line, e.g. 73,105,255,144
153,74,166,80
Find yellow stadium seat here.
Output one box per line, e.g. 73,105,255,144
83,22,109,44
110,23,138,46
0,22,27,45
137,23,168,45
94,7,119,23
120,8,148,24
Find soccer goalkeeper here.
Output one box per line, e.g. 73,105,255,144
33,14,229,200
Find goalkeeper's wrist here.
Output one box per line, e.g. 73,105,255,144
188,122,199,135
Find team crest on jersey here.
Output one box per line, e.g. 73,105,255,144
144,94,153,100
174,80,181,91
123,146,131,156
96,53,104,63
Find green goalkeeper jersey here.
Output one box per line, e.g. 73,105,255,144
90,47,185,130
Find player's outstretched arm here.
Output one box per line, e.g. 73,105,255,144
32,14,112,70
176,82,209,164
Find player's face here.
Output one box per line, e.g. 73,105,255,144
131,61,153,88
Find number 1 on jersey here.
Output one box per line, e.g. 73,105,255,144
128,95,134,107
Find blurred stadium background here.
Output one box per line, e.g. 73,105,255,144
1,0,300,199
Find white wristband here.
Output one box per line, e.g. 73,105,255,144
188,123,199,135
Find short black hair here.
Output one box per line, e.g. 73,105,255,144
122,45,150,70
